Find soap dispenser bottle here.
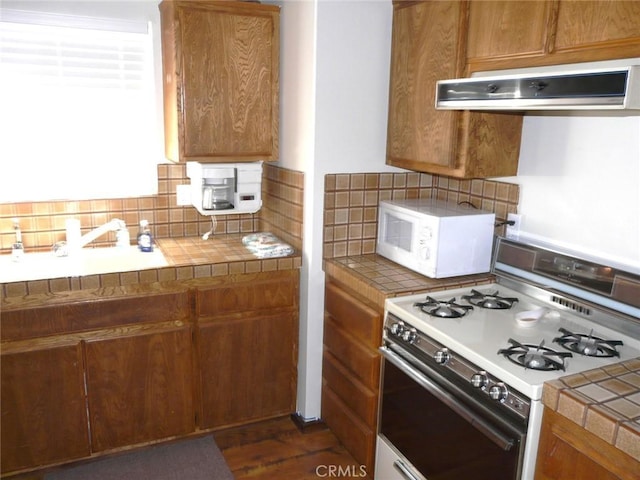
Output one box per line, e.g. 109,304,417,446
137,220,153,252
11,218,24,261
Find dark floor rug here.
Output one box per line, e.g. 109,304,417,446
45,436,234,480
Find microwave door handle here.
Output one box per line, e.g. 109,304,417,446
381,346,516,452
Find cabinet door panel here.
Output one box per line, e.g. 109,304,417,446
84,324,194,452
467,1,551,60
535,408,637,480
197,312,297,428
386,1,461,170
554,1,640,52
1,343,89,473
179,5,276,159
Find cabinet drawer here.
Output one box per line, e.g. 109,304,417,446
2,288,190,341
322,385,375,475
197,271,297,318
323,349,378,427
325,282,382,348
323,315,380,389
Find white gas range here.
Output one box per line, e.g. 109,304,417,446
376,237,640,480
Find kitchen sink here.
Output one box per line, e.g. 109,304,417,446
0,246,169,283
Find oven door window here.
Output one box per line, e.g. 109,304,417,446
380,359,522,480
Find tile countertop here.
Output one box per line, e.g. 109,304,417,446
542,358,640,462
1,235,301,298
323,254,496,310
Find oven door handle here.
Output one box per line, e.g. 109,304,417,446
393,459,421,480
380,346,516,452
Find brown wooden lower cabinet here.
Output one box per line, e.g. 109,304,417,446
194,270,299,429
322,278,382,477
1,286,192,476
197,311,298,428
85,323,195,452
535,407,639,480
322,382,376,472
323,350,378,427
0,269,300,477
323,316,380,389
1,341,90,473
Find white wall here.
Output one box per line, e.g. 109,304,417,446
277,0,320,421
278,0,395,420
314,1,394,172
277,0,317,175
502,114,640,272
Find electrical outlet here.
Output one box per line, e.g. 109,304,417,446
505,213,522,240
176,185,191,206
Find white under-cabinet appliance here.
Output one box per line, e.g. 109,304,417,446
186,161,262,216
376,199,495,278
435,65,640,111
376,237,640,480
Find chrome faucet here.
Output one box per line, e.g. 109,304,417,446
65,218,130,255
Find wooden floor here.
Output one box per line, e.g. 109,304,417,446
9,416,365,480
214,416,367,479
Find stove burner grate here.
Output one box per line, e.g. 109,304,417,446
553,328,623,357
498,339,573,371
462,289,519,309
414,297,474,318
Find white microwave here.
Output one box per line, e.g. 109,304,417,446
376,199,496,278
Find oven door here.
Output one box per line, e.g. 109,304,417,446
377,346,526,480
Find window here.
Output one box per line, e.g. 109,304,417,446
0,6,162,203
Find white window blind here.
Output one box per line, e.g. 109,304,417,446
0,9,160,202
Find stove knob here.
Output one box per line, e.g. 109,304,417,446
470,372,489,389
402,329,417,344
390,323,405,336
434,348,450,365
489,383,509,402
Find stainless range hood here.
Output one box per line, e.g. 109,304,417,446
435,66,640,111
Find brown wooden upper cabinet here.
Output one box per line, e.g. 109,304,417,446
160,0,280,163
386,0,640,179
386,0,522,178
466,1,553,65
466,0,640,72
